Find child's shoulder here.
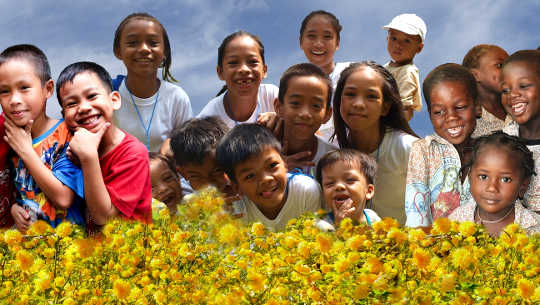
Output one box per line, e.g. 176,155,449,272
102,132,148,162
384,128,418,150
289,173,321,191
159,80,190,100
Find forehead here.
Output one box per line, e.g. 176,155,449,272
388,29,421,41
286,75,328,94
430,81,473,104
346,67,383,88
235,147,282,172
224,35,261,57
322,159,364,176
61,71,107,94
122,18,163,36
304,14,336,33
503,60,538,78
150,158,172,173
0,58,40,81
475,145,520,169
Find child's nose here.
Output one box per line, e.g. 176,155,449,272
138,42,151,54
9,91,23,106
486,178,499,193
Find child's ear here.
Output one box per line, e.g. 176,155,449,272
262,64,268,79
113,47,122,60
518,178,531,199
474,102,482,119
381,101,392,117
416,42,424,54
274,98,282,116
365,184,375,200
216,66,224,81
110,91,121,110
470,68,481,82
322,106,332,124
44,79,54,99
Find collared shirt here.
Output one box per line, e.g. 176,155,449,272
472,106,513,138
405,134,471,227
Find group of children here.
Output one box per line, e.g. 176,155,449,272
1,10,540,238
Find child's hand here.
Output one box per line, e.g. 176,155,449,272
3,117,34,157
11,204,31,233
68,123,110,162
282,141,314,171
333,199,357,225
257,112,283,139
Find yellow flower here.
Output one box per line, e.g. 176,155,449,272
29,220,52,235
458,221,477,237
56,221,73,238
432,218,451,234
386,227,407,243
452,248,475,269
316,233,332,253
218,223,239,244
4,230,22,246
34,270,51,291
113,279,131,300
16,250,34,271
247,270,266,292
62,298,76,305
408,228,426,243
412,248,431,269
517,278,534,299
251,222,265,236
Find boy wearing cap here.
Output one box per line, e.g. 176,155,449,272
383,13,427,121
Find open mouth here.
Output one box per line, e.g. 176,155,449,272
446,126,464,138
311,50,326,56
234,78,255,89
260,185,278,199
333,194,351,206
510,102,527,116
77,114,101,127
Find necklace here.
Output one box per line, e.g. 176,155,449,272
126,78,160,150
475,206,513,224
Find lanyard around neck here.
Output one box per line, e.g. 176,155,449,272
126,81,160,150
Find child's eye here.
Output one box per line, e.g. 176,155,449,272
269,162,279,169
312,103,322,110
404,39,411,44
307,34,316,40
500,177,512,183
346,178,357,183
323,181,334,188
64,101,77,108
0,89,9,95
248,60,260,66
478,174,487,180
501,87,510,94
367,94,379,99
226,60,238,66
244,173,255,180
126,40,137,46
88,93,98,99
163,174,175,182
150,40,160,47
495,63,503,69
324,35,333,40
343,91,356,98
520,83,532,90
390,36,397,41
456,105,467,111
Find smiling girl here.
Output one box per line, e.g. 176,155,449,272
198,31,278,128
112,13,192,152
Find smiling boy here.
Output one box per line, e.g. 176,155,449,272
57,61,152,227
216,124,322,231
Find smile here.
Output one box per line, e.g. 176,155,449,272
510,102,527,115
77,114,101,126
446,126,464,137
311,50,326,55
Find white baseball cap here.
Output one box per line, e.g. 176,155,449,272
383,13,427,42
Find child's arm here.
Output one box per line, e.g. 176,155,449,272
68,124,119,225
404,140,433,228
4,118,74,209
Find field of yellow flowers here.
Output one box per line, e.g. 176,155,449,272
2,188,540,304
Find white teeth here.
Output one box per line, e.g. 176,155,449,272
81,116,98,125
512,102,526,115
447,126,463,137
236,79,253,85
312,50,325,55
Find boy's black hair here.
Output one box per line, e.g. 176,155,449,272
0,44,51,85
278,63,333,109
503,49,540,76
170,116,229,167
114,13,177,82
333,61,417,148
460,131,536,199
423,63,478,112
149,152,178,177
315,149,377,185
56,61,113,106
300,10,342,42
216,30,266,97
216,123,281,182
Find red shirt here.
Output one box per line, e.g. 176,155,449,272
100,132,152,223
0,115,14,227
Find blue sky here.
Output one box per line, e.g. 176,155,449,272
1,0,539,137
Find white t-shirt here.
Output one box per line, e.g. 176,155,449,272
291,135,338,177
240,173,323,231
197,84,278,129
319,62,352,144
369,128,418,224
315,208,382,231
114,79,192,152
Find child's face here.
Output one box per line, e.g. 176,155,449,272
429,81,480,145
340,67,390,132
300,14,339,71
60,72,121,133
114,19,165,79
217,35,267,98
501,61,540,126
275,75,331,142
321,160,375,222
0,59,53,127
386,29,423,65
469,145,529,216
150,158,182,207
473,47,508,93
177,153,236,198
233,146,288,211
